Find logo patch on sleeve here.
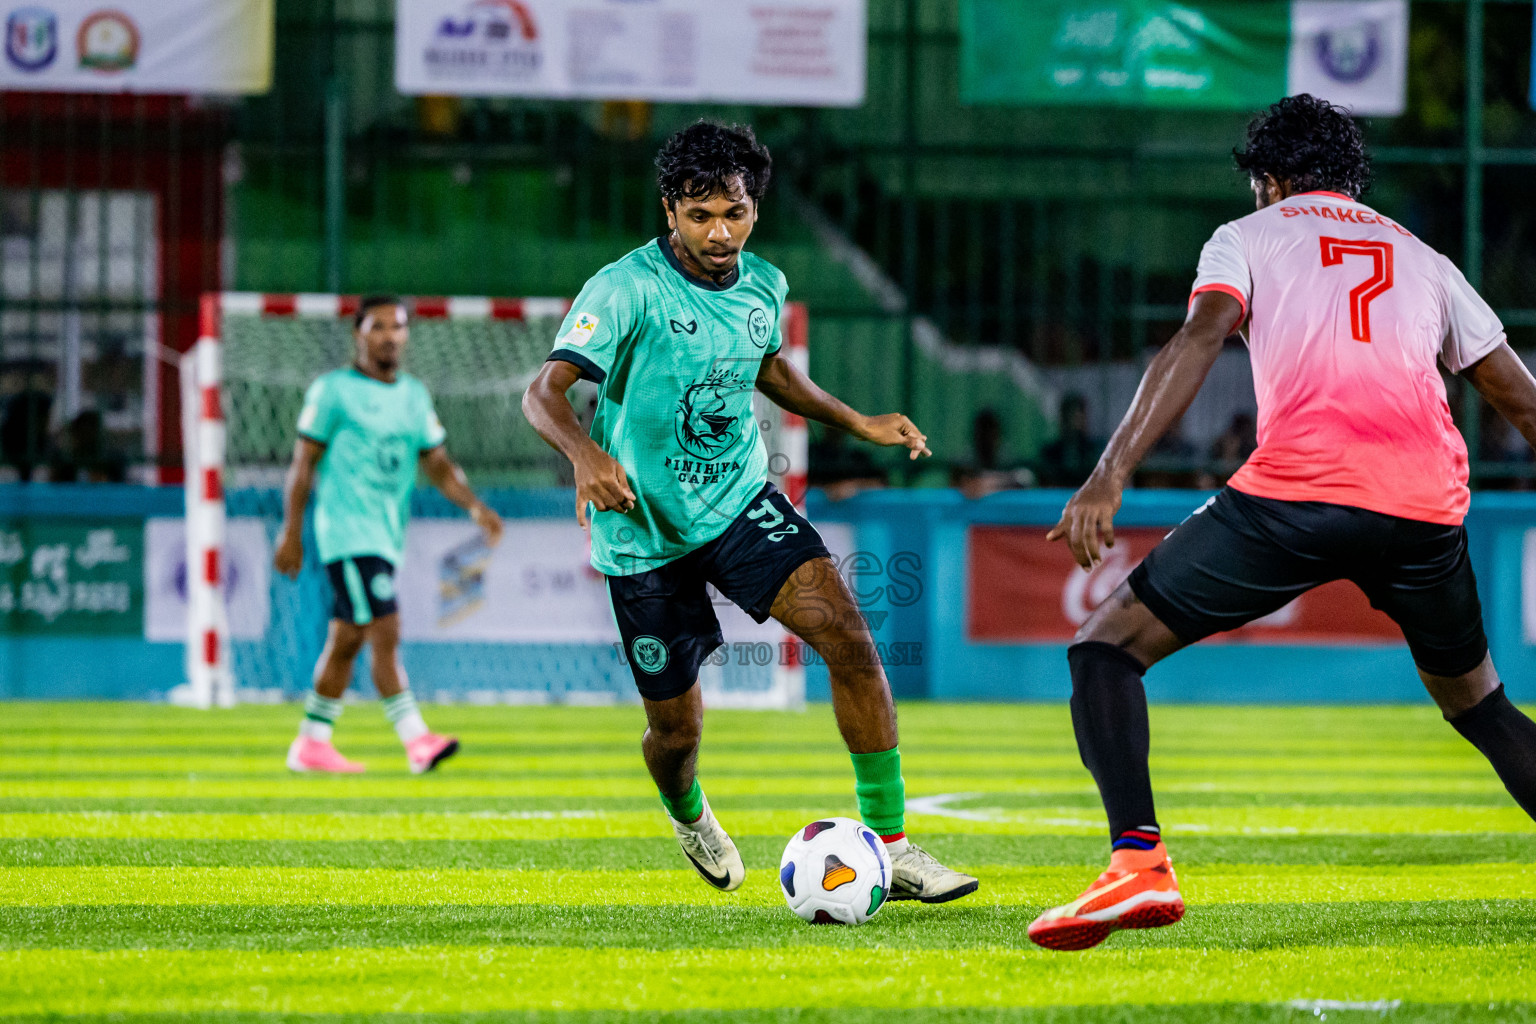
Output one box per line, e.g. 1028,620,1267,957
564,312,600,347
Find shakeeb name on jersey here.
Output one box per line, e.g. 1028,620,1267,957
1278,204,1413,232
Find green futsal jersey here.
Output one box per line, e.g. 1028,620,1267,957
548,237,788,575
296,367,446,565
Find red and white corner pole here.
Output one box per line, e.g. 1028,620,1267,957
176,295,235,708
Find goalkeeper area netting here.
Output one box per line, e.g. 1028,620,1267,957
183,293,807,710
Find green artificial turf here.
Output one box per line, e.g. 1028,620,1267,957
3,701,1534,1021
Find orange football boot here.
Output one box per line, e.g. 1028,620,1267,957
1027,841,1184,951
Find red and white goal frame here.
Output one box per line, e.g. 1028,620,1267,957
176,291,809,708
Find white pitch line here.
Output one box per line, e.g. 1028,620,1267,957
1287,998,1403,1012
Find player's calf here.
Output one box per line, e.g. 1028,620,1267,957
1446,682,1536,820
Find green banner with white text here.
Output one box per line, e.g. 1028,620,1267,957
961,0,1290,109
0,520,142,635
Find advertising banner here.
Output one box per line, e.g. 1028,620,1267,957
966,525,1402,644
143,517,270,643
0,518,141,635
395,0,866,106
0,0,273,94
397,519,795,645
961,0,1405,115
1287,0,1406,117
397,517,855,642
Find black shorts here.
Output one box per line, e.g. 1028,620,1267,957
1128,487,1487,678
607,482,830,701
325,555,398,626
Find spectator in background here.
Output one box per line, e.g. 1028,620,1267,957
1197,412,1258,488
1036,392,1101,487
808,425,888,502
1136,424,1198,489
952,407,1034,499
0,383,51,482
49,411,127,484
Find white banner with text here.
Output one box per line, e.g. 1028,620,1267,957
395,0,865,106
397,517,855,645
1,0,272,94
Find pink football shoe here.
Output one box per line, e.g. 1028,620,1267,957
406,732,460,774
286,736,365,774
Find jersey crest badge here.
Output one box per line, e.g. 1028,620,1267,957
747,307,772,348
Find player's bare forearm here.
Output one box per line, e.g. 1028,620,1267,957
756,352,931,459
523,360,608,465
755,352,863,433
1048,290,1239,568
420,446,474,510
421,446,503,546
1464,342,1536,451
522,360,635,526
1092,291,1239,487
278,440,322,537
275,439,323,577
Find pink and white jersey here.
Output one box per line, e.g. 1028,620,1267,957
1191,190,1505,525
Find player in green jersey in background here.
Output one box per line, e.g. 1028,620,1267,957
524,122,978,904
275,295,504,774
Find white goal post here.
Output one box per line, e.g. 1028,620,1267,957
175,291,809,710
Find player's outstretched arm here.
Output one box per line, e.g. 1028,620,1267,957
522,360,636,527
274,438,324,579
420,445,503,547
755,351,930,460
1463,342,1536,454
1048,290,1240,569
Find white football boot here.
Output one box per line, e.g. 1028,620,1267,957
668,793,745,892
888,842,980,903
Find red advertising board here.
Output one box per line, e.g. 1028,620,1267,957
967,525,1403,644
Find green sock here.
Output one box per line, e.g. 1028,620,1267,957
851,747,906,836
659,779,705,824
299,692,343,741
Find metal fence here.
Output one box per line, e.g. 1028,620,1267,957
0,0,1532,486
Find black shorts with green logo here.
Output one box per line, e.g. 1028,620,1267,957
325,555,398,626
606,482,830,701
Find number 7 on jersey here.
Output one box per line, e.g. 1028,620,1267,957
1319,236,1394,344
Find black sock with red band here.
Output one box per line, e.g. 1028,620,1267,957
1067,641,1162,851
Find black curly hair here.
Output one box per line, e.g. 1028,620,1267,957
655,121,772,206
1234,94,1372,199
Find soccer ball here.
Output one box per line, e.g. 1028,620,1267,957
778,817,891,925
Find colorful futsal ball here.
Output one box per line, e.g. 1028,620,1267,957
778,817,891,925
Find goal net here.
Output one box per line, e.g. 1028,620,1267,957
176,292,808,710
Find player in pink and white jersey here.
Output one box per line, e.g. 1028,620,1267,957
1028,95,1536,952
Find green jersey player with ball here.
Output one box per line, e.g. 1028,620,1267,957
523,122,978,904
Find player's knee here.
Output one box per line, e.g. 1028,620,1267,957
368,615,401,651
329,625,367,659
